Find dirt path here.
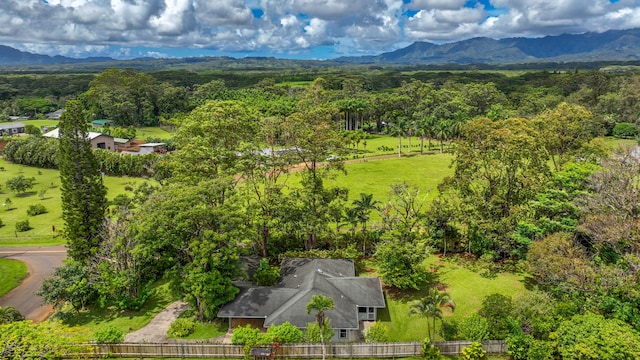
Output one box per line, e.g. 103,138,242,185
124,301,190,343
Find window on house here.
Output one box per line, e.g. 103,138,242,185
97,142,106,149
339,329,347,339
369,307,374,313
358,307,366,313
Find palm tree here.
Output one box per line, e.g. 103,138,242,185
389,115,408,157
409,289,455,342
434,120,452,153
352,193,379,255
307,295,335,360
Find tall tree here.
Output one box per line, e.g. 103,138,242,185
58,100,107,263
534,102,598,171
435,117,550,259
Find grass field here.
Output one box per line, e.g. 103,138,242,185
135,126,175,139
379,255,529,342
326,152,453,204
0,158,152,247
0,119,60,129
0,258,27,297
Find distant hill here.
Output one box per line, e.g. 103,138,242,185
0,45,114,66
335,28,640,65
1,28,640,69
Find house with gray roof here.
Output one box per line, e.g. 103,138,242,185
0,122,25,136
218,258,386,342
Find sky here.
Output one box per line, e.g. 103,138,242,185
1,0,639,60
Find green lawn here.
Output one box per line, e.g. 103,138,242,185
380,255,529,342
0,119,60,129
349,134,451,158
0,158,153,247
135,126,175,139
0,258,27,297
326,152,453,204
62,279,176,342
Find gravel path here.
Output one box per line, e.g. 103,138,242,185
124,301,190,343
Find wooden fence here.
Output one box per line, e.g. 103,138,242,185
90,340,506,358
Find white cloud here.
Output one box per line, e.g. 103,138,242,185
0,0,638,59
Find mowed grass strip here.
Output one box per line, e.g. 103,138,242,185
326,152,454,204
0,258,28,297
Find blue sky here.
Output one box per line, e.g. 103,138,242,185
2,0,639,60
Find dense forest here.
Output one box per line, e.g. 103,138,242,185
3,65,640,358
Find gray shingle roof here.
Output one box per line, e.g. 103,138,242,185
218,258,385,329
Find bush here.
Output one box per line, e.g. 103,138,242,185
461,341,486,360
364,321,389,343
553,313,640,359
459,314,489,341
15,219,31,232
232,325,261,345
26,204,47,216
253,258,280,286
0,305,25,324
478,293,513,339
0,218,3,228
94,326,124,344
421,338,442,359
168,318,196,338
612,122,639,138
267,321,304,343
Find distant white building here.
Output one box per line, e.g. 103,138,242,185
43,128,115,151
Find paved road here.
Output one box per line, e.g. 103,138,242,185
0,246,66,322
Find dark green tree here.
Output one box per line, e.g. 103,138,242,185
58,100,107,263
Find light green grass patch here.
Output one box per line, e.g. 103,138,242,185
0,258,28,297
326,153,453,204
354,134,448,157
135,126,174,139
0,119,59,129
380,255,528,342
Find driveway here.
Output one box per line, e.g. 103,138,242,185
0,246,66,322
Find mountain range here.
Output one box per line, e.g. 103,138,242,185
1,28,640,68
336,28,640,65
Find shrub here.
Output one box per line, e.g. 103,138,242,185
421,338,442,359
612,122,639,138
267,321,304,343
94,326,124,344
232,325,261,345
364,321,389,343
0,218,3,228
26,204,47,216
459,314,489,341
479,293,513,339
0,305,25,324
441,320,459,340
461,341,486,360
168,318,196,338
552,313,640,359
306,319,334,343
15,219,31,232
253,258,280,286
